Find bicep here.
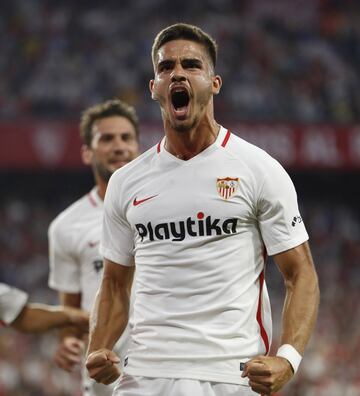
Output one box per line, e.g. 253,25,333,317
273,241,317,283
102,259,134,291
10,305,29,331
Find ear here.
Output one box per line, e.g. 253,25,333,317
81,145,93,166
149,79,157,101
212,75,222,95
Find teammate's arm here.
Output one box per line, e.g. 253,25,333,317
54,292,86,372
243,241,319,395
86,258,132,385
10,303,89,333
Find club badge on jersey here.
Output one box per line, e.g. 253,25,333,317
216,177,239,200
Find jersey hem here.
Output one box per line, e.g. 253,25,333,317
100,246,134,267
3,289,28,324
124,367,250,386
48,280,81,294
266,234,309,256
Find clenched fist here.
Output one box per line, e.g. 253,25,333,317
86,348,121,385
241,355,293,395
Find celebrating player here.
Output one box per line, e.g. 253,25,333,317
48,99,140,396
0,282,88,333
86,24,320,396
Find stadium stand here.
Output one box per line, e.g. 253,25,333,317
1,1,359,395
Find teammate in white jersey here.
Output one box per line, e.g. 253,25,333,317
48,99,139,396
0,282,88,333
86,24,320,396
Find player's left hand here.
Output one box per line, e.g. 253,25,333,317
241,355,293,395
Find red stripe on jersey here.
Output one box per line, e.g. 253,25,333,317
221,130,231,147
87,192,97,207
256,270,270,354
157,141,161,153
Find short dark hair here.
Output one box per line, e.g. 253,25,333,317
152,23,218,71
80,99,139,146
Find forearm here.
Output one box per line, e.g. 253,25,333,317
58,292,83,340
87,273,129,354
11,304,71,333
280,252,320,354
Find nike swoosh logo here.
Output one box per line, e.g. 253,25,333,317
133,195,158,206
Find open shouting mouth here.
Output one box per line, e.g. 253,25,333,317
171,86,190,120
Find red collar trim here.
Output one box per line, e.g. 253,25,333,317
221,130,231,147
87,191,98,207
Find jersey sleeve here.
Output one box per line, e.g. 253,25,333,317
48,220,81,293
0,283,28,325
256,158,308,256
100,173,134,266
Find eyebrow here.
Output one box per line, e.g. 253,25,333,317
157,57,203,70
95,131,134,138
182,58,203,67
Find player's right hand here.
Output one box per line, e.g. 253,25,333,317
86,348,121,385
54,336,85,372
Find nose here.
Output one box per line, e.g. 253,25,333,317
113,136,126,152
170,63,186,83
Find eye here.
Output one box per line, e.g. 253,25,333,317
121,133,134,142
158,61,173,72
99,134,113,142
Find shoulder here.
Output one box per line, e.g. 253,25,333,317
227,131,286,179
48,192,96,237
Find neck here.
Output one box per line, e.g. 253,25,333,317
164,117,220,161
96,177,107,200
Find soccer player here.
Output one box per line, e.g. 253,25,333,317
0,282,88,333
48,99,140,396
85,24,320,396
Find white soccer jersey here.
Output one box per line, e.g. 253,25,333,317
48,187,129,396
0,283,28,325
100,126,309,385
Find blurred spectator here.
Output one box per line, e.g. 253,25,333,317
2,0,360,123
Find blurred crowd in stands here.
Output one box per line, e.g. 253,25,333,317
2,0,360,123
1,0,360,395
0,180,359,395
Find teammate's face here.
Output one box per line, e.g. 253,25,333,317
150,39,221,132
83,116,139,182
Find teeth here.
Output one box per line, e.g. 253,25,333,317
172,86,187,92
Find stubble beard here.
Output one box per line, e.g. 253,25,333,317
94,162,113,183
172,116,199,133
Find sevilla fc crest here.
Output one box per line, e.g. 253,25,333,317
216,177,239,200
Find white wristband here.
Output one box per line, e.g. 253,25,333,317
276,344,302,374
